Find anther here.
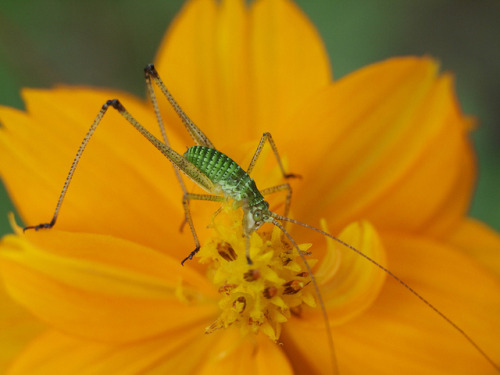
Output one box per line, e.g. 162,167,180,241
232,296,246,312
263,286,278,299
218,284,237,295
243,268,261,281
217,242,237,261
283,280,303,295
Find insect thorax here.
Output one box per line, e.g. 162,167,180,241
184,146,265,206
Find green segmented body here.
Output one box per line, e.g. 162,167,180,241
184,146,265,206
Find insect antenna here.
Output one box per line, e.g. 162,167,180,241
271,218,339,375
271,212,500,372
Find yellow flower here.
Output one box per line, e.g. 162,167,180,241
1,0,500,374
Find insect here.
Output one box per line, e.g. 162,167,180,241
24,64,499,373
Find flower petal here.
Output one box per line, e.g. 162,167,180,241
313,221,386,325
281,314,337,375
278,222,385,374
447,218,500,278
279,57,474,237
197,329,293,375
328,233,500,374
0,282,44,374
248,0,332,132
0,87,193,252
0,227,218,343
8,325,216,375
154,0,331,141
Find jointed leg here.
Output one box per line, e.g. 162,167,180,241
23,99,213,268
144,64,189,201
23,100,143,232
180,193,225,265
246,133,297,219
145,64,221,263
144,64,214,149
260,183,292,219
246,132,300,179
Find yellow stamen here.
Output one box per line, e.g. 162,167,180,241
197,204,316,342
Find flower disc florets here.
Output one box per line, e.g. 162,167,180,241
197,203,317,341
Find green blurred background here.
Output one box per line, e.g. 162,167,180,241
0,0,499,235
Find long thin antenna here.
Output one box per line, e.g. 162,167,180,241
271,213,500,373
272,219,339,375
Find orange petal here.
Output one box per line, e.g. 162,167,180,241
0,86,194,252
8,324,216,375
281,314,337,375
447,218,500,278
154,0,331,142
0,282,44,374
283,232,500,373
278,57,474,238
197,329,293,375
312,221,386,325
0,226,218,343
277,222,386,374
248,0,331,133
330,233,500,374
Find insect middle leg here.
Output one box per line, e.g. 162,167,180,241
246,132,300,179
180,193,225,265
247,132,298,220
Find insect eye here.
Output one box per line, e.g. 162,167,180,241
253,210,262,221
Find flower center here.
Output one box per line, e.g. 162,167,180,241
196,203,317,341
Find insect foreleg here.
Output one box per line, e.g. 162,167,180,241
246,132,300,179
144,64,215,148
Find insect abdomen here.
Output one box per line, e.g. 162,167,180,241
184,146,263,203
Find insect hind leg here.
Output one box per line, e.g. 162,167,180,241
23,99,160,232
145,64,221,262
23,99,196,234
144,64,215,149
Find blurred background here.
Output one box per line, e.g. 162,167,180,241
0,0,498,235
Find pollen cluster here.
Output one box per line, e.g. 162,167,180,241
196,205,317,341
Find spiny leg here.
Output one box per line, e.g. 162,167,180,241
246,132,300,179
246,133,297,231
144,64,215,148
23,100,119,231
145,64,189,199
24,100,217,263
260,183,292,219
145,65,195,240
144,64,223,252
107,101,222,267
180,193,225,265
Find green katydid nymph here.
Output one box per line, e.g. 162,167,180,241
24,64,500,374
